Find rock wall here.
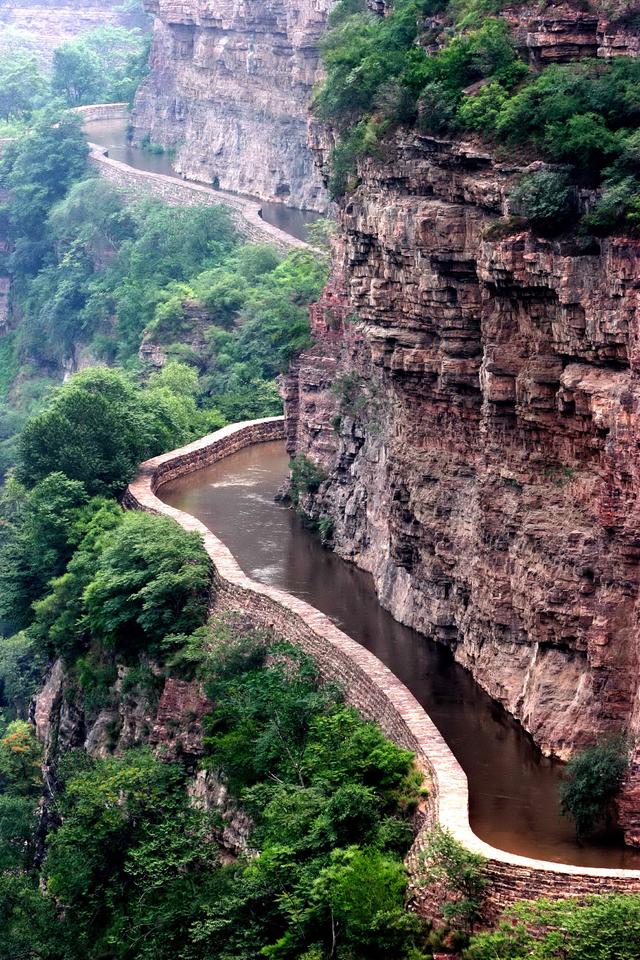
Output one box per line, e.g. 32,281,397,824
74,102,130,123
124,416,640,920
0,0,148,67
131,0,330,211
284,126,640,842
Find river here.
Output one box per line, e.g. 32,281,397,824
83,118,321,243
158,440,640,869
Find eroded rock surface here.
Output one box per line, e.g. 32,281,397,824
284,129,640,841
132,0,330,210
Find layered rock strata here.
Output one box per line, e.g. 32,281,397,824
284,130,640,842
132,0,330,210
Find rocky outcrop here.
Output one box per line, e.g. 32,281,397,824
189,769,254,859
284,128,640,841
503,2,640,63
132,0,330,210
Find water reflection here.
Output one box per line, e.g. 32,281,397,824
159,441,640,868
83,118,321,242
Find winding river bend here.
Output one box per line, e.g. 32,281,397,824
158,439,640,869
91,110,640,868
83,117,321,243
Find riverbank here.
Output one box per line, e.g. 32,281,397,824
82,103,315,252
125,418,640,922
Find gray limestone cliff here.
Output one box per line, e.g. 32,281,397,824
132,0,331,210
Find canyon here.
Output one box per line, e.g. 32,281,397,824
283,5,640,842
131,0,330,210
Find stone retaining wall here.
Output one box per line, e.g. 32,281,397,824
74,102,130,122
88,146,309,253
125,417,640,921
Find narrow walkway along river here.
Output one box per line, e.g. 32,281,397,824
158,440,640,869
83,117,321,243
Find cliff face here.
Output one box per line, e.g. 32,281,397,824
132,0,330,210
284,125,640,838
32,658,253,856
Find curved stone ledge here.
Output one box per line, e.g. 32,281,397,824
74,102,130,122
125,417,640,919
88,145,310,254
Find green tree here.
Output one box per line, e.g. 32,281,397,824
0,630,45,718
0,105,88,249
559,736,630,838
0,472,89,628
52,41,104,106
17,367,180,496
82,512,211,655
0,53,46,121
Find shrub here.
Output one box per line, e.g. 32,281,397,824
559,735,630,838
289,454,327,506
583,177,640,235
458,81,508,131
464,894,640,960
419,825,488,933
509,170,574,232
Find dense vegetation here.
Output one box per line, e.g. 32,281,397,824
0,106,327,479
314,0,640,233
0,25,149,136
559,736,630,839
465,894,640,959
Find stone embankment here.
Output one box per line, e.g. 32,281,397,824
78,101,308,250
125,418,640,922
74,102,130,122
88,143,310,253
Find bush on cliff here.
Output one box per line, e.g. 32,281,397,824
559,736,630,839
288,454,327,506
316,0,640,231
509,170,575,234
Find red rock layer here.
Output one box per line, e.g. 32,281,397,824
284,131,640,843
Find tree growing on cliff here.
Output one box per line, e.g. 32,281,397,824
559,736,630,839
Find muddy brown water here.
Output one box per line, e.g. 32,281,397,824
158,440,640,868
83,118,321,243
